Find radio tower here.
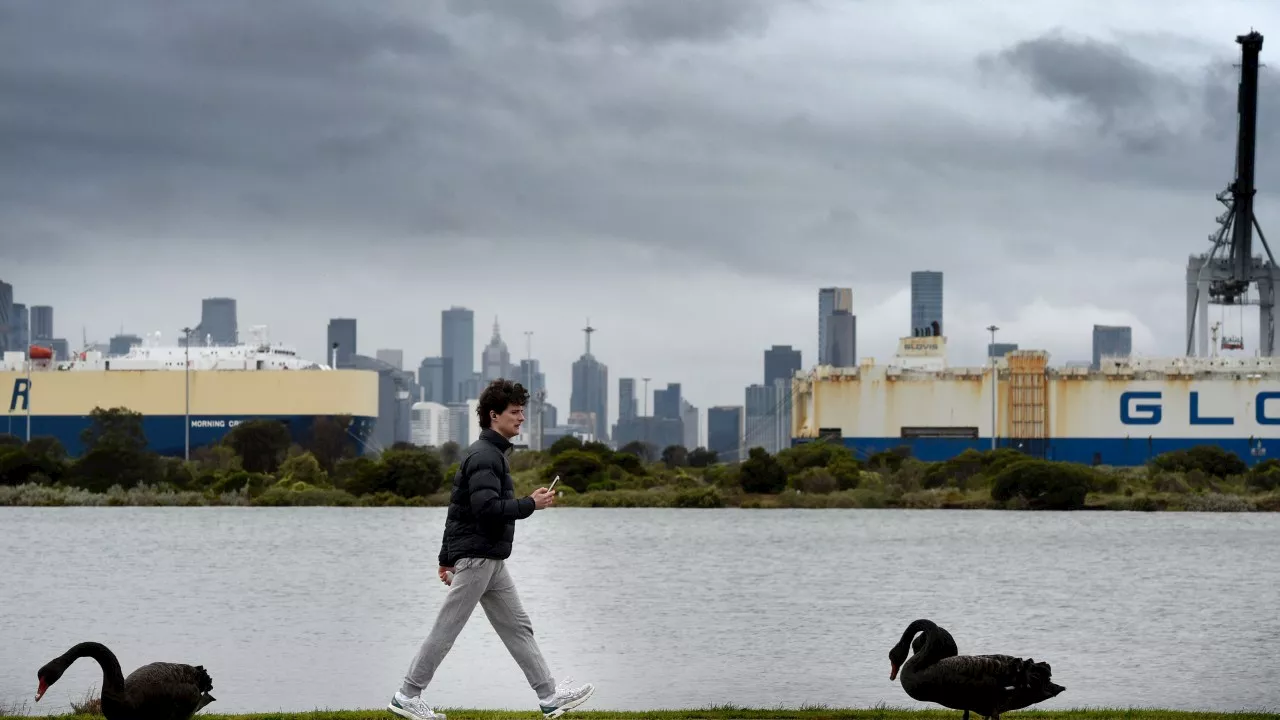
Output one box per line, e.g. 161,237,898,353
583,319,596,355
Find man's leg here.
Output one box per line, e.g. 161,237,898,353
390,558,497,720
479,560,595,718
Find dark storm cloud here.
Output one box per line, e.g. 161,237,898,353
444,0,784,45
980,29,1280,159
2,0,1278,317
0,0,801,260
11,2,1280,384
995,33,1167,117
979,31,1197,154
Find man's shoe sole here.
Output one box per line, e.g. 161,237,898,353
542,685,595,719
388,702,445,720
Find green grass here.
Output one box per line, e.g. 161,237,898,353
3,708,1278,720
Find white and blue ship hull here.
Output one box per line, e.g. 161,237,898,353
791,349,1280,467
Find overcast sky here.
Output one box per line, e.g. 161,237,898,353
3,1,1280,426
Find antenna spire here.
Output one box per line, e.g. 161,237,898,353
583,319,596,356
524,330,533,361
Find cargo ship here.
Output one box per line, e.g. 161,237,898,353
790,336,1279,466
1,326,379,457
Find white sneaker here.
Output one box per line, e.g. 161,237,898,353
538,678,595,718
388,691,446,720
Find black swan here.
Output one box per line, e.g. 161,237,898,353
35,642,215,720
888,619,1064,720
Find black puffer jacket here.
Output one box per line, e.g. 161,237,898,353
438,428,537,567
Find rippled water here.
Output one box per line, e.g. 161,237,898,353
1,507,1277,713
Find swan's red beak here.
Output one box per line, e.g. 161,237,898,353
35,679,47,702
889,663,899,682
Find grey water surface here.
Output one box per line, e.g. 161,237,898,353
1,507,1277,713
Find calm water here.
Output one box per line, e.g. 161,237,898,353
1,507,1277,714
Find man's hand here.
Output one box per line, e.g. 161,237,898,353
438,565,455,586
531,487,556,510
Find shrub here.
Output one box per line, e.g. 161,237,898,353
866,446,912,472
277,451,328,487
1248,461,1280,492
990,459,1094,510
1150,445,1247,477
212,470,273,495
704,464,740,489
739,447,786,494
541,450,608,493
775,440,861,477
791,467,838,495
671,486,724,508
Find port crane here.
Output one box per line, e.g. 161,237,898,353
1186,30,1280,356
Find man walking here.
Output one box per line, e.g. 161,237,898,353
389,379,595,720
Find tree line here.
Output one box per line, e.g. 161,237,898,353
2,406,1279,511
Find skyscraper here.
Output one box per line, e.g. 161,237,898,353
826,310,856,367
707,406,743,462
618,378,637,422
376,349,404,370
1092,325,1132,369
442,307,475,402
0,280,11,355
570,321,609,442
653,383,681,420
988,342,1019,359
818,287,852,365
109,334,142,356
680,399,699,449
743,384,778,453
764,345,802,387
197,297,238,345
481,317,512,382
520,359,547,397
327,318,356,366
910,271,943,337
418,356,452,405
11,303,28,351
29,305,53,341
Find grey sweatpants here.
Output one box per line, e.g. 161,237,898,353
402,557,556,699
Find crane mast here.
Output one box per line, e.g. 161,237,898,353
1186,30,1280,356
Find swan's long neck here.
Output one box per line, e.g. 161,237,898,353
64,642,126,699
899,620,942,675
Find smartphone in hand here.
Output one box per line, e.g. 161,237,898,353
549,475,559,491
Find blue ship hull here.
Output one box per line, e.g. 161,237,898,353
3,414,378,458
793,436,1271,467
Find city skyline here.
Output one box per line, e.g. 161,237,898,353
2,277,1141,440
5,2,1272,425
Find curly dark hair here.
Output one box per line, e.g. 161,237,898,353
476,378,530,429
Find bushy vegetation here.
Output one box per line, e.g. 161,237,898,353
0,407,450,507
1,410,1278,511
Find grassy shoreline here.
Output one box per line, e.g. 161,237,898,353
1,481,1278,511
5,428,1280,511
2,709,1278,720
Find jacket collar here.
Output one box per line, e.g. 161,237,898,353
481,427,514,453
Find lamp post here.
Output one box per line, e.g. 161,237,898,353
182,326,193,461
25,352,32,442
986,324,999,450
